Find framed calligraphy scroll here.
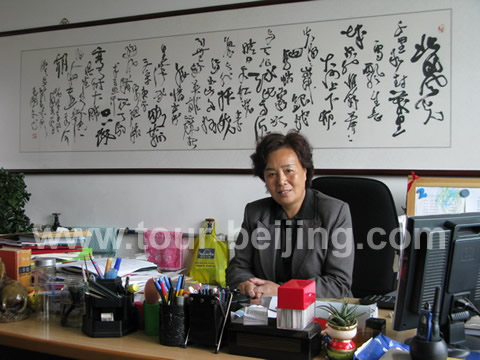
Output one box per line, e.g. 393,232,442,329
4,0,473,172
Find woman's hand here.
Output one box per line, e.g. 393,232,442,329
237,277,280,301
237,279,258,299
248,278,279,298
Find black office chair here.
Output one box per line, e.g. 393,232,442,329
311,176,399,298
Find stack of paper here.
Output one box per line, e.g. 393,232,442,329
57,257,157,277
243,305,269,326
0,229,92,262
465,316,480,337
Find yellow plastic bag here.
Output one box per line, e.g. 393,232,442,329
189,219,229,286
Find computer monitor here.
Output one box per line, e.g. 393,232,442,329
393,212,480,354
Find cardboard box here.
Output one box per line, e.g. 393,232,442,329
0,248,32,287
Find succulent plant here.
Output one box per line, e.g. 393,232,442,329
318,298,362,327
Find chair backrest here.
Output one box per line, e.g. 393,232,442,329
311,176,399,298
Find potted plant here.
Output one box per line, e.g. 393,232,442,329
0,168,33,234
318,299,362,360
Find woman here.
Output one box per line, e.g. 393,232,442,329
226,131,354,299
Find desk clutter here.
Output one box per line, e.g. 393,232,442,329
0,254,386,360
0,233,411,360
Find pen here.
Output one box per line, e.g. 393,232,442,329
124,276,130,294
157,277,167,296
163,276,171,291
153,278,167,304
160,280,168,299
88,279,120,298
81,262,87,283
89,254,104,279
175,275,183,296
168,287,175,305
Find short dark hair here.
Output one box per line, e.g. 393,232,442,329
250,131,314,187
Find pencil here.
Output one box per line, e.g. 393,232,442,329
89,254,104,279
104,257,113,274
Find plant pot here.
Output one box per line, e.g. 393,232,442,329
325,321,358,340
325,321,358,360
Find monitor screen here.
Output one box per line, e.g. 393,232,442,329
393,212,480,353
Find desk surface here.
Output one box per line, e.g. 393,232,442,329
0,309,413,360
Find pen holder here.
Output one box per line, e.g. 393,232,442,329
188,293,226,347
144,301,160,336
82,278,137,337
409,336,448,360
60,277,86,328
95,277,124,294
159,303,188,347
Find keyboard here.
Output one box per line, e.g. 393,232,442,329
359,294,396,310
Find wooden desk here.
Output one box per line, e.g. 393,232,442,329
0,309,414,360
0,317,253,360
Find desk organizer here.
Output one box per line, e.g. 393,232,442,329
277,279,316,330
159,303,188,347
188,293,226,347
228,317,322,360
82,277,137,337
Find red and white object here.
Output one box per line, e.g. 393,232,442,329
277,279,316,330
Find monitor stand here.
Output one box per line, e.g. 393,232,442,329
447,335,480,358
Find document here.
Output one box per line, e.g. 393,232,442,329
57,257,157,277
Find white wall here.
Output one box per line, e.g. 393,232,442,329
0,0,454,248
22,173,408,235
0,0,258,32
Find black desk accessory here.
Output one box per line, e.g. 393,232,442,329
228,317,321,360
159,302,188,347
359,294,396,310
186,288,235,353
82,277,137,337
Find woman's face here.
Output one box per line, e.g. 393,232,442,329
264,147,307,218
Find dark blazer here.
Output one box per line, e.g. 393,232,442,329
226,189,354,298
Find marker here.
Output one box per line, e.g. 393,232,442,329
105,257,121,279
127,284,140,294
114,257,122,271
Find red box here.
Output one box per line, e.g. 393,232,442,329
277,279,316,310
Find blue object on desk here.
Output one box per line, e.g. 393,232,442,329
104,259,119,279
354,334,409,360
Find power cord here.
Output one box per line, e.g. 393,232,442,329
455,297,480,317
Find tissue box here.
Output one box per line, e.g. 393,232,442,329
277,279,316,330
